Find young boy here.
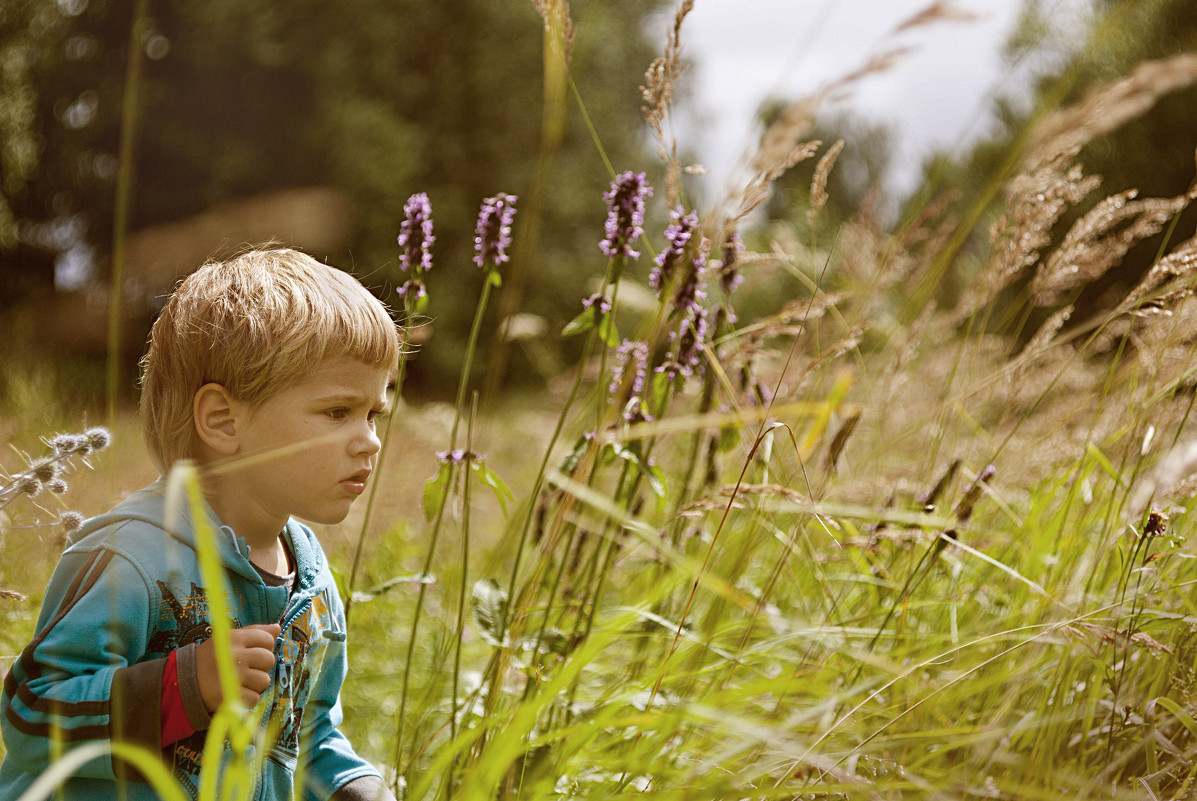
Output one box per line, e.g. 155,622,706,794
0,248,399,800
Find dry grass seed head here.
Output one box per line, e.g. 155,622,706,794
531,0,576,63
808,139,845,227
1031,189,1192,306
1011,305,1074,382
954,149,1100,323
1127,230,1197,310
640,0,694,209
1023,53,1197,171
892,0,982,34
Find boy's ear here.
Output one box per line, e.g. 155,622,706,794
193,383,242,456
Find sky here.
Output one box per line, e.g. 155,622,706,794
665,0,1094,202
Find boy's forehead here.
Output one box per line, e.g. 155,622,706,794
298,357,391,396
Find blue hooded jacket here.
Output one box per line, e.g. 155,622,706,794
0,478,383,800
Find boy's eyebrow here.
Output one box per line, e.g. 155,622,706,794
313,390,389,408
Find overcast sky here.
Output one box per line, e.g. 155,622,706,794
666,0,1094,201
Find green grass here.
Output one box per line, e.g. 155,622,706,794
10,6,1197,799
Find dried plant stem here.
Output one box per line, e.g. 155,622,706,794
107,0,150,424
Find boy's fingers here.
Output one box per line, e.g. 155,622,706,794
232,626,279,650
240,688,262,708
242,668,272,694
241,647,276,672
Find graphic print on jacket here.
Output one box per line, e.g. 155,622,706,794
151,582,341,796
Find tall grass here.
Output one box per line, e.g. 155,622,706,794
10,2,1197,800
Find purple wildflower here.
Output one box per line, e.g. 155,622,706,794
473,193,518,269
649,206,699,296
599,171,653,260
657,306,709,380
611,340,652,423
610,340,648,402
671,238,711,318
582,292,612,316
398,192,435,274
436,449,482,465
396,278,427,304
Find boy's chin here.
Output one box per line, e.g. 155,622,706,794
301,505,354,527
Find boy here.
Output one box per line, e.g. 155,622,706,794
0,248,398,800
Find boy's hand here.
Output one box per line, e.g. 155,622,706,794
194,623,281,713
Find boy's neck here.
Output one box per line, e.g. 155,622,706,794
199,476,290,573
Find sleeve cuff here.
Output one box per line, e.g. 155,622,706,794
175,642,212,732
111,657,165,749
330,775,397,801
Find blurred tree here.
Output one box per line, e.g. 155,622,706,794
0,0,662,394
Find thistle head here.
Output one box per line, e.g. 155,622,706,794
60,510,85,533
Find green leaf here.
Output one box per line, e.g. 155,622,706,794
597,309,620,348
472,578,509,647
351,572,436,603
718,424,740,453
470,459,515,516
650,369,671,415
561,306,596,338
423,462,452,522
611,442,666,498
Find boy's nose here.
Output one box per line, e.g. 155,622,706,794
354,424,382,457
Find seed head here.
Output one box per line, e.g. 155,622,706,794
474,193,518,269
398,192,435,274
14,475,41,498
600,171,653,260
46,478,69,494
85,427,111,451
29,458,61,484
49,433,86,453
60,510,85,532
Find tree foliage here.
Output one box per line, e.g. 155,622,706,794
0,0,662,392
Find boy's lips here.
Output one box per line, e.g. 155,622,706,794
340,469,372,495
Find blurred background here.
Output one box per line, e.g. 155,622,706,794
1,0,1195,405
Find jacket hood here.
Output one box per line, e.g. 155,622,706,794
67,476,327,590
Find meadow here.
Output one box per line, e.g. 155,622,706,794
8,2,1197,799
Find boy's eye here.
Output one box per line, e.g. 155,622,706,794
325,408,349,420
367,409,385,424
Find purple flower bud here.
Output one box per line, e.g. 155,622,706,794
649,206,699,296
719,233,744,295
657,306,709,379
610,339,649,405
397,278,427,303
398,192,435,274
600,171,653,260
474,193,518,269
436,449,482,465
672,238,711,319
582,293,612,316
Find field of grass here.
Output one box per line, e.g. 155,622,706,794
9,4,1197,800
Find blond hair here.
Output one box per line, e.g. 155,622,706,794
140,247,401,471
